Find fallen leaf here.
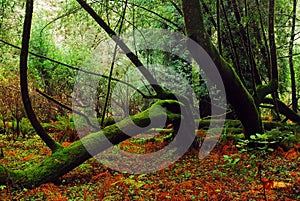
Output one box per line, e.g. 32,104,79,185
284,149,298,160
261,178,274,189
166,123,173,129
273,181,292,188
22,154,35,161
62,142,72,147
196,129,205,137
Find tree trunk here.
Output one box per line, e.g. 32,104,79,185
181,0,263,138
0,100,181,188
288,0,298,112
262,98,300,124
20,0,61,152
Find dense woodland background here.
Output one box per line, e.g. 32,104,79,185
0,0,300,200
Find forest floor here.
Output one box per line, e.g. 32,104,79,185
0,129,299,201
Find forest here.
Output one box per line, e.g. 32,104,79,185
0,0,300,200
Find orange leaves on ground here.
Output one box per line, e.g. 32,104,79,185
208,153,219,160
293,143,300,150
119,140,132,149
24,183,68,201
90,171,114,199
5,150,17,157
22,154,35,161
156,192,172,200
145,140,166,153
284,148,299,160
61,142,72,147
195,129,205,137
39,147,52,156
180,180,194,189
221,140,238,155
250,178,292,194
261,178,274,190
290,171,300,184
273,181,292,188
90,171,112,183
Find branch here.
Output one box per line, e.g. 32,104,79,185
262,98,300,124
0,39,151,99
101,0,128,127
20,0,61,152
75,0,165,97
120,0,182,29
0,100,182,188
168,0,183,16
36,89,99,130
278,52,300,59
254,81,278,105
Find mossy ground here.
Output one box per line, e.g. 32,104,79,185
0,130,299,201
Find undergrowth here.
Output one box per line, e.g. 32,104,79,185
0,124,299,200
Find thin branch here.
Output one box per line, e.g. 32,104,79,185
0,39,151,99
255,0,271,78
36,89,99,130
220,0,244,83
269,0,281,120
278,52,300,59
168,0,183,16
41,7,82,33
277,31,300,49
75,0,165,97
200,0,217,28
125,0,181,29
101,0,128,127
216,0,222,55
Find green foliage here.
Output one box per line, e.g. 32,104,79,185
0,185,6,191
19,118,34,136
237,129,299,152
43,114,77,142
29,19,76,93
223,154,240,169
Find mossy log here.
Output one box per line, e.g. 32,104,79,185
195,119,284,131
0,100,181,188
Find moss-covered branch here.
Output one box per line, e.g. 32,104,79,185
181,0,263,138
0,100,182,188
262,98,300,124
255,81,277,105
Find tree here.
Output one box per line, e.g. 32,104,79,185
0,0,299,188
182,0,265,137
288,0,298,112
0,0,185,188
19,0,61,152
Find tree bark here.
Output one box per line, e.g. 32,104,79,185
262,98,300,124
288,0,298,112
181,0,263,138
20,0,61,152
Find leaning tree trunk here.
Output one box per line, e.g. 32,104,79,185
20,0,61,152
0,100,182,188
181,0,263,138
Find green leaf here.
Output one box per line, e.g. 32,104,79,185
232,158,240,165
